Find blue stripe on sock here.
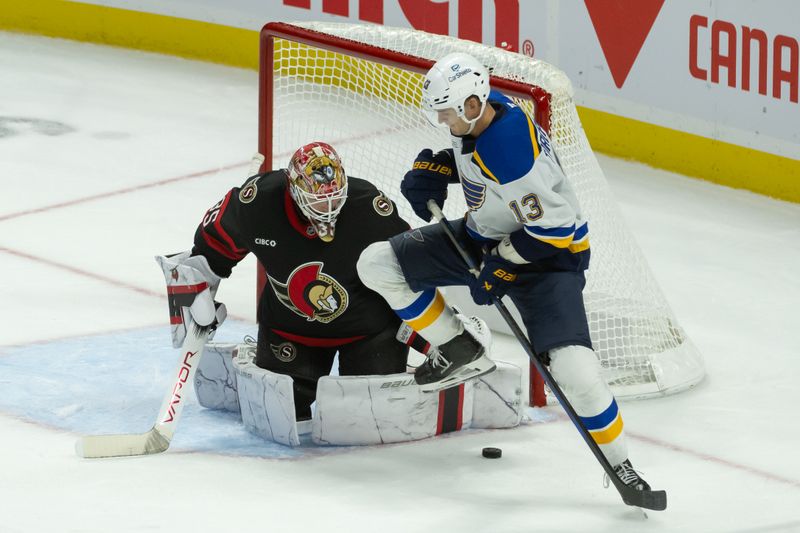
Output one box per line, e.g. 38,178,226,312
395,289,436,321
580,399,619,430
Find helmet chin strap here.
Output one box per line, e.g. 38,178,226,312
458,100,488,135
465,119,478,135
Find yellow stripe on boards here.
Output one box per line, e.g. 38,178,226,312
579,106,800,204
406,291,445,331
0,0,258,69
590,414,624,445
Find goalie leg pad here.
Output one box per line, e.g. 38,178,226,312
234,352,301,447
312,361,523,445
313,373,475,445
471,361,523,429
194,342,241,413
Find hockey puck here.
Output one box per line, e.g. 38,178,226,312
482,447,502,459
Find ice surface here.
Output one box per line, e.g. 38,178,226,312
1,31,799,533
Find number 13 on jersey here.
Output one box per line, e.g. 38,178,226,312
508,193,543,223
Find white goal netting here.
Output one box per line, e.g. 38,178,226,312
260,21,705,403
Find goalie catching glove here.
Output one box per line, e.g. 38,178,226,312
401,148,456,222
156,251,227,348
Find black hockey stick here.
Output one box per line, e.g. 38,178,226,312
427,201,667,511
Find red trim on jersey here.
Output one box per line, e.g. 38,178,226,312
167,282,208,295
200,230,246,260
283,187,317,239
213,191,248,255
270,328,365,347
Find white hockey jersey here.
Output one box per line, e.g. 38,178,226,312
452,90,590,271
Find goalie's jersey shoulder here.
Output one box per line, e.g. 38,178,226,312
233,170,285,211
339,177,409,238
472,92,541,185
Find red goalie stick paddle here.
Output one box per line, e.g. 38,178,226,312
427,201,667,511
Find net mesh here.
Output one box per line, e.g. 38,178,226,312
263,22,704,400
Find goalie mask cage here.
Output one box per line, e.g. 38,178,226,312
258,21,705,406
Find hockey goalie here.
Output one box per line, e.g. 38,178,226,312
170,142,523,446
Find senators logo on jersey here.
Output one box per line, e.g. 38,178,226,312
267,262,348,323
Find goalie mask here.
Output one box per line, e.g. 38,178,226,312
421,52,490,135
286,142,348,242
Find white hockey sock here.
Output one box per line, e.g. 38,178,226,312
549,345,628,466
392,288,461,346
357,241,461,345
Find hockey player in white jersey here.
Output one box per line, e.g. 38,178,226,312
357,52,652,492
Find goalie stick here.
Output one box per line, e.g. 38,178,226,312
75,322,212,458
76,154,264,459
427,201,667,512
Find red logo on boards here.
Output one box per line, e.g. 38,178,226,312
584,0,665,88
689,16,799,103
284,0,520,52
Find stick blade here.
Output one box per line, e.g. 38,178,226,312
76,429,170,459
621,486,667,511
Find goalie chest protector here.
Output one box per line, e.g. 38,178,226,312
193,172,409,341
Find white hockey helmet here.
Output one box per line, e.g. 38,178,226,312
421,52,490,132
286,141,348,242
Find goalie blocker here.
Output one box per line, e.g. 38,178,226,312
195,341,523,447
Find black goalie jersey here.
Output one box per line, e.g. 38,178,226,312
192,171,409,346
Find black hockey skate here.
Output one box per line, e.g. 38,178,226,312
414,315,496,392
607,459,651,491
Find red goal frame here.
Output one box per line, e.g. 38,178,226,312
257,21,551,407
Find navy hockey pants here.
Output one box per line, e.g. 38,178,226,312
388,220,593,356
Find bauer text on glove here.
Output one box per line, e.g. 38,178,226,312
470,252,518,306
400,148,456,222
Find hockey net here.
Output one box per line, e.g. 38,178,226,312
259,21,705,406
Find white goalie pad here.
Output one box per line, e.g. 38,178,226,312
313,373,471,445
195,343,522,447
233,351,301,447
194,342,241,413
472,361,524,429
312,361,522,446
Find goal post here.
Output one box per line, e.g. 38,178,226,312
257,21,705,406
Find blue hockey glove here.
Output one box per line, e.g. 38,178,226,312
470,252,518,306
400,148,456,222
